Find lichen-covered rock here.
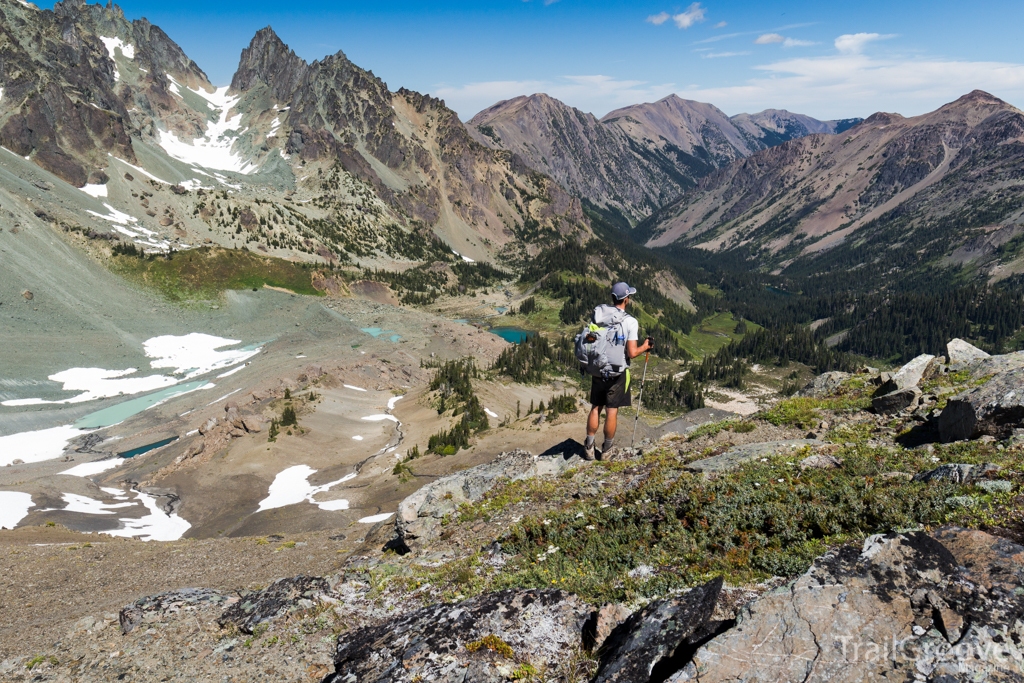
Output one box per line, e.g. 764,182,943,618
323,589,592,683
938,365,1024,442
120,588,233,634
218,575,334,634
594,577,723,683
914,462,1000,484
947,338,990,369
799,371,851,398
674,529,1024,682
395,450,581,551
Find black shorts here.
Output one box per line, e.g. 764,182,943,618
590,370,631,409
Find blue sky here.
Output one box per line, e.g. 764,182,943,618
50,0,1024,120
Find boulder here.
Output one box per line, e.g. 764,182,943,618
946,338,989,370
241,416,262,433
21,290,33,301
872,387,921,414
875,354,936,396
674,528,1024,682
322,589,591,683
218,575,334,634
937,365,1024,442
684,440,821,474
913,462,999,484
594,578,724,683
798,453,843,470
395,450,581,551
799,371,851,398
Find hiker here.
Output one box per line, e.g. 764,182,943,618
578,282,653,460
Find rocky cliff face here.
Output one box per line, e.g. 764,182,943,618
644,91,1024,283
0,0,211,185
0,2,585,262
469,93,858,225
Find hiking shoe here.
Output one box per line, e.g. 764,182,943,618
583,443,595,461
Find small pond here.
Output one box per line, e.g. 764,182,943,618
489,327,535,344
118,436,179,459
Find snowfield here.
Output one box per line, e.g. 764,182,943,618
0,492,34,530
257,465,356,512
158,83,257,174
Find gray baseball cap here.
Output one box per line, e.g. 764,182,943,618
612,282,637,301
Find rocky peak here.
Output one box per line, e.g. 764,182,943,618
230,26,309,100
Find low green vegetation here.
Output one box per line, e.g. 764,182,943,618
111,246,322,301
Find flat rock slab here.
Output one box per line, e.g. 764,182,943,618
673,528,1024,682
396,449,581,549
120,588,233,634
324,589,592,683
685,440,821,473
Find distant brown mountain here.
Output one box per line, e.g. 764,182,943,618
469,93,858,225
643,90,1024,284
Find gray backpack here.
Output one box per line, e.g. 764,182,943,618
574,305,629,378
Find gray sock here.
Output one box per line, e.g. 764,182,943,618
584,435,595,447
602,439,614,452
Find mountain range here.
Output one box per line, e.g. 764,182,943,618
641,90,1024,287
469,93,858,225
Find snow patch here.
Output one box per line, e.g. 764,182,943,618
99,37,134,82
59,492,134,515
358,513,394,524
256,465,356,512
0,425,92,466
387,395,404,410
144,333,261,378
2,367,176,406
352,435,363,441
216,364,247,379
86,203,138,226
104,490,190,541
484,408,498,418
452,249,475,263
59,459,125,477
80,183,108,198
0,492,33,530
108,155,171,185
100,36,135,61
344,384,367,392
362,414,400,423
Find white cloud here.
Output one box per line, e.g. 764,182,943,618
674,50,1024,119
703,51,750,59
673,3,706,29
783,38,816,48
714,21,727,28
834,32,896,54
646,12,670,25
755,33,785,44
436,75,676,119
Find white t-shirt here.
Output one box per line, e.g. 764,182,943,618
622,313,639,366
622,314,639,342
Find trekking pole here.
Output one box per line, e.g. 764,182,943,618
630,350,651,449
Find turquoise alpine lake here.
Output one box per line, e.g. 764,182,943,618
73,381,209,429
489,327,535,344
